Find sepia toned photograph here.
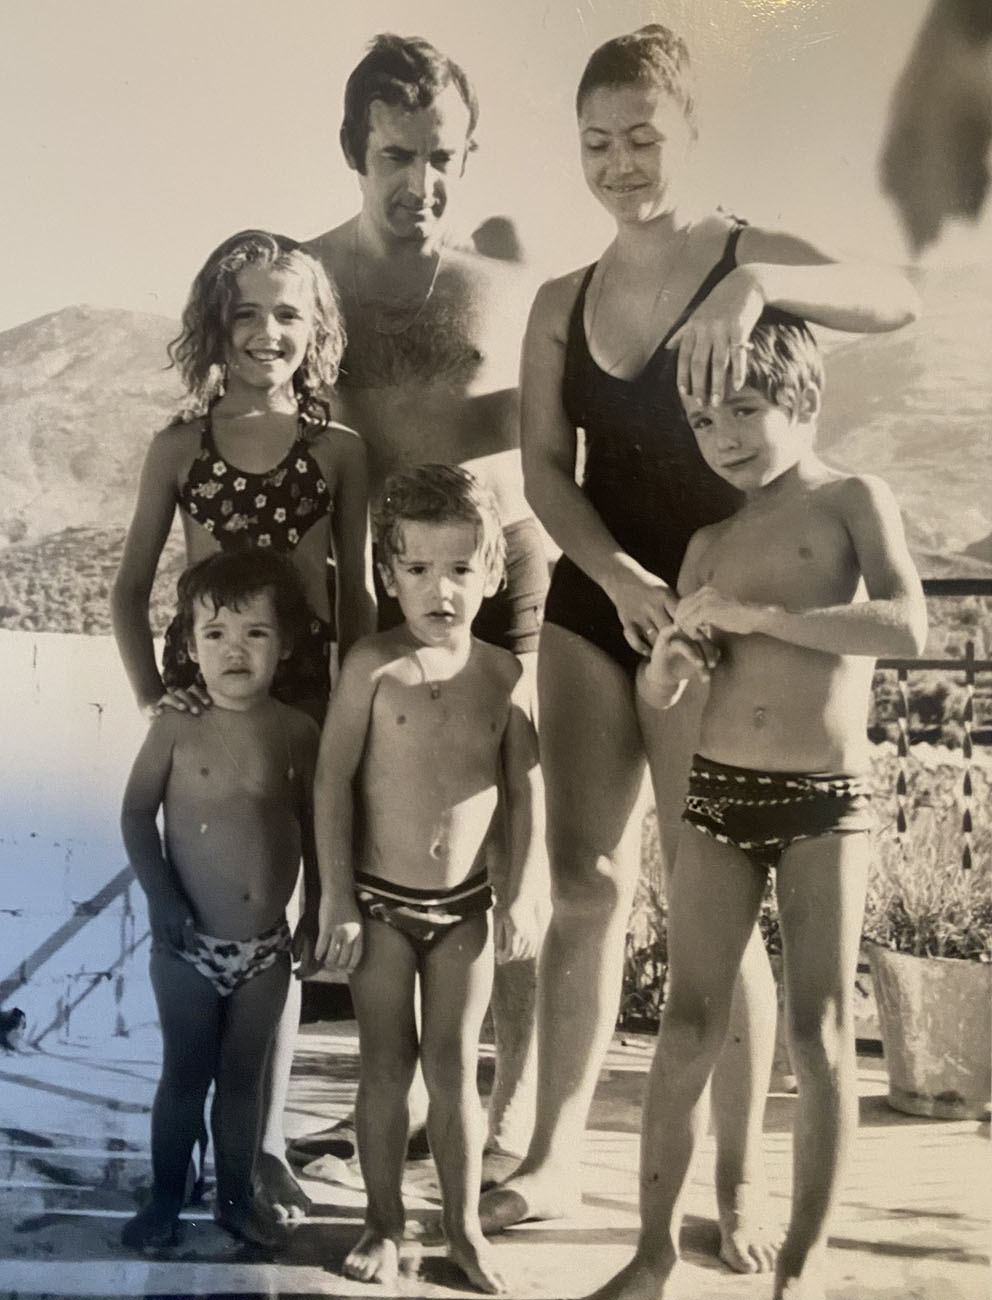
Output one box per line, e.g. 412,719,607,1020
0,1,989,1297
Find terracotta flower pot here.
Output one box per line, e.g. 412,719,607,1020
867,943,992,1120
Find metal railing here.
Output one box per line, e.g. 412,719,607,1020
877,578,992,871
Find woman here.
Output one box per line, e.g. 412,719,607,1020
479,25,918,1274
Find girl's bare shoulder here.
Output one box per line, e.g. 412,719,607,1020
146,415,204,466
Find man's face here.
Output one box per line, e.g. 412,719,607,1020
354,84,472,248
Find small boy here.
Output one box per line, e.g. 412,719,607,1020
592,313,927,1300
312,464,544,1294
120,551,320,1253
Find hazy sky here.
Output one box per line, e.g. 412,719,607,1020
2,0,990,332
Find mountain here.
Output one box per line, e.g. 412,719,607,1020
0,269,989,633
816,263,992,575
0,305,182,546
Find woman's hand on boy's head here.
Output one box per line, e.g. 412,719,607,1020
145,683,213,719
668,266,764,405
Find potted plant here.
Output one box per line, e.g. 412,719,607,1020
863,803,992,1120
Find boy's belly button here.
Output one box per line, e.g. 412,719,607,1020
753,706,767,727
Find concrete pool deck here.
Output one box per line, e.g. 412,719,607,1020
0,1019,988,1299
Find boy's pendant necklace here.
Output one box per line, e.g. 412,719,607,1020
414,650,442,700
206,705,295,780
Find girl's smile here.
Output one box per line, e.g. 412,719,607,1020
225,265,314,396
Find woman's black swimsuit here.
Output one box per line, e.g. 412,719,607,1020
544,222,746,675
162,415,333,710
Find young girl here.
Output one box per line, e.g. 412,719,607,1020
112,229,375,1220
112,228,375,723
121,551,321,1252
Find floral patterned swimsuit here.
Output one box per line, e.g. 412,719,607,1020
162,414,333,710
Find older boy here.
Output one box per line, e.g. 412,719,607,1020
313,465,544,1294
592,313,926,1300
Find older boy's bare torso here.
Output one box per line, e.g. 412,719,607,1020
309,226,534,527
358,638,517,891
164,703,304,939
692,478,875,774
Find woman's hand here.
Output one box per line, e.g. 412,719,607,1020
667,266,766,404
606,561,680,657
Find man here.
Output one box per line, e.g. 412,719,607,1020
296,32,549,1172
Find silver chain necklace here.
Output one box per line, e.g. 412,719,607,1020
206,703,295,781
351,223,443,338
586,221,694,377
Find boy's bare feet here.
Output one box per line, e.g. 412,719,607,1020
585,1250,677,1299
343,1228,401,1287
448,1230,507,1294
717,1190,780,1273
478,1168,580,1233
254,1151,311,1222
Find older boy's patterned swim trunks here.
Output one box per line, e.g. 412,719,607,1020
683,754,873,870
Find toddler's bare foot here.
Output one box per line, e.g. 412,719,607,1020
585,1251,677,1299
121,1197,184,1250
343,1228,402,1287
254,1151,311,1222
448,1230,506,1294
478,1168,580,1234
214,1194,291,1252
718,1201,780,1274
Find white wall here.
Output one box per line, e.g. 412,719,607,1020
0,631,157,1044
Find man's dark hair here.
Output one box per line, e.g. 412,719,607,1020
341,33,478,172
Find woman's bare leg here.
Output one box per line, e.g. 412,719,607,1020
481,625,647,1231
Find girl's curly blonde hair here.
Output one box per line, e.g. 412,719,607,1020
168,229,346,427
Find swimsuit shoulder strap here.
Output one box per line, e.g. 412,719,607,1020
565,263,598,359
659,217,750,349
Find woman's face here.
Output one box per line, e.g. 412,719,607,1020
578,81,694,225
